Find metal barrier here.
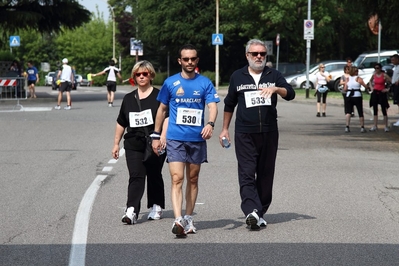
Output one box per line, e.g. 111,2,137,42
0,76,27,110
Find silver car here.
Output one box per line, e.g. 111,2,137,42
288,60,347,91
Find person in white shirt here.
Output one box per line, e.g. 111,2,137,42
55,58,74,110
390,54,399,126
92,59,122,107
315,64,331,117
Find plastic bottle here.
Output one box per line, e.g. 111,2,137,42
158,148,165,155
222,137,230,148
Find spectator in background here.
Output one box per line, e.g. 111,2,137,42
340,65,354,116
346,57,353,67
92,59,123,107
369,63,391,132
87,73,92,86
343,66,370,133
391,54,399,126
315,63,331,117
9,60,22,96
26,61,39,98
55,58,74,110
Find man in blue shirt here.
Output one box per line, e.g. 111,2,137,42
152,44,219,237
26,61,39,98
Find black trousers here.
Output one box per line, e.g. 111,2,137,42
125,149,166,216
235,130,279,218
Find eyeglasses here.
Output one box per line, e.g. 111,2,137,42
135,72,149,77
180,57,198,62
374,67,380,69
248,52,267,57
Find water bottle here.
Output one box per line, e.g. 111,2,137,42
222,137,230,148
158,148,165,155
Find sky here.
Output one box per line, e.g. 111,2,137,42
79,0,110,21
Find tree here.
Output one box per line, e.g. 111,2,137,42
0,0,91,47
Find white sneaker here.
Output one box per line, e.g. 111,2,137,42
259,217,267,227
384,127,390,132
393,120,399,127
108,103,113,107
54,105,61,110
122,207,137,224
64,105,71,110
245,210,260,230
172,216,187,236
184,215,197,234
147,204,162,220
360,127,366,133
369,126,377,132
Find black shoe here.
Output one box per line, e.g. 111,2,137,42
322,112,326,117
316,112,320,117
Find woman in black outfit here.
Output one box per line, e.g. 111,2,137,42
112,60,168,224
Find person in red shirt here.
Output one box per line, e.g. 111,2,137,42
369,63,392,132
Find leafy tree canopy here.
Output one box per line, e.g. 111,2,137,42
0,0,91,44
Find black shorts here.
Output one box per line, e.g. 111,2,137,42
28,80,36,86
59,81,72,92
106,81,117,92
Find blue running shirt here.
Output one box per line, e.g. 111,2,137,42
157,73,220,142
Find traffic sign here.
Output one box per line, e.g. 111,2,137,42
265,41,273,56
304,20,314,40
10,36,20,47
212,34,223,45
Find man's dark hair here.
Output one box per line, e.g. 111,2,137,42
178,44,197,58
391,54,399,60
109,59,115,66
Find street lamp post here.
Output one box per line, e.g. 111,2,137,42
110,7,115,59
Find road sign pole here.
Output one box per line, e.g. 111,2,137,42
215,0,219,90
305,0,312,99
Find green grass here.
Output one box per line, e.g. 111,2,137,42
294,88,371,101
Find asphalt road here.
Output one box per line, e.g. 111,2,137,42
1,86,399,266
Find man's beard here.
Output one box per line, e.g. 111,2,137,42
249,58,266,71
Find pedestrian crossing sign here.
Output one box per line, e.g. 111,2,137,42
10,36,20,47
212,34,223,45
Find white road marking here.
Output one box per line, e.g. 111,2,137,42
102,166,113,172
68,174,108,266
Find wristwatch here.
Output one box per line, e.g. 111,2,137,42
207,121,215,128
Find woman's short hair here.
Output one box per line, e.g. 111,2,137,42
131,60,156,80
374,63,382,69
318,63,325,69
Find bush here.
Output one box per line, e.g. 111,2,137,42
153,72,168,86
201,71,215,84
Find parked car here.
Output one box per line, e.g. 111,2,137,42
276,62,306,77
45,72,55,86
75,74,83,86
79,77,91,86
288,60,347,91
354,50,399,78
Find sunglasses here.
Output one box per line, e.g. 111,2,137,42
248,52,267,57
374,67,380,69
181,57,198,62
135,72,149,77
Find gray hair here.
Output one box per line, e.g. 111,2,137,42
245,39,266,53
